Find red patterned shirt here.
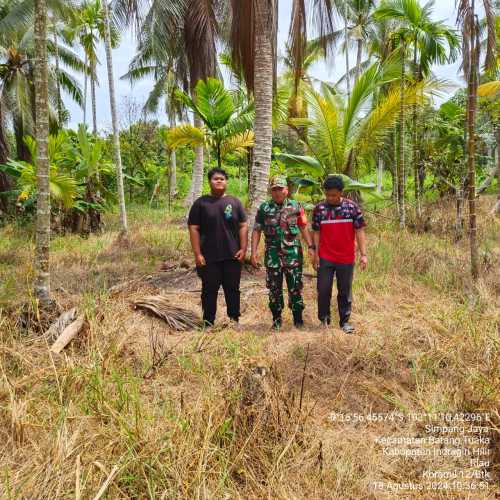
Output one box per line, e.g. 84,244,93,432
312,199,366,264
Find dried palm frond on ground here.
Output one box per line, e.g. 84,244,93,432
133,295,201,331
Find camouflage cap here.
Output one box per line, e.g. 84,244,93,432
269,175,288,189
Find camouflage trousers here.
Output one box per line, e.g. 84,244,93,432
265,265,304,316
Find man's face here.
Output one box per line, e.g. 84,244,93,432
325,188,342,205
271,186,287,204
210,173,227,193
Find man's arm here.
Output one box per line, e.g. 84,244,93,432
234,222,249,262
250,228,262,267
355,227,367,269
188,225,206,267
312,230,320,270
299,225,316,265
299,226,313,247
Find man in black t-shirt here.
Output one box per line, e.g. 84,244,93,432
188,167,248,326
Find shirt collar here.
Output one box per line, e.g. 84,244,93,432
272,198,290,208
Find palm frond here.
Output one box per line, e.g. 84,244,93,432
134,295,201,331
355,80,425,160
168,124,205,150
477,80,500,97
185,0,218,87
55,68,84,107
49,168,77,208
220,130,254,158
301,84,344,171
192,77,235,130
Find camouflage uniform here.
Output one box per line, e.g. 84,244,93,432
254,194,306,317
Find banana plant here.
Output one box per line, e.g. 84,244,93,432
0,134,76,208
274,151,380,199
168,78,255,168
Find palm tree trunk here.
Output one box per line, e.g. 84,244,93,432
247,0,274,241
344,1,350,98
83,53,88,126
455,186,464,239
412,43,421,220
377,156,383,193
170,149,177,199
34,0,51,305
102,0,128,234
52,19,63,125
398,43,406,229
0,102,10,213
495,125,500,215
169,117,177,200
355,38,362,84
90,60,97,135
185,114,205,210
247,147,253,192
345,149,355,177
466,4,479,279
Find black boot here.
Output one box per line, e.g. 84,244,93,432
272,313,282,330
293,310,304,328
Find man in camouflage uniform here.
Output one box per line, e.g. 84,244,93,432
250,176,315,329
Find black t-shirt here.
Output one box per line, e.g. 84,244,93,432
188,195,247,263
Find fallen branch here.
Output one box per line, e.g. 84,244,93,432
134,295,201,331
50,315,85,354
44,307,78,341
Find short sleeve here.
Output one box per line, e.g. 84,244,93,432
235,199,247,223
187,199,201,226
311,205,322,231
297,205,308,227
254,204,265,230
353,203,366,229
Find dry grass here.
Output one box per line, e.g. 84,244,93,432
0,198,498,498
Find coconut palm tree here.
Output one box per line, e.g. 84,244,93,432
375,0,459,223
101,0,127,233
34,0,51,305
121,11,189,200
280,60,429,180
122,0,219,208
230,0,336,233
67,0,119,135
0,3,86,161
169,77,254,168
281,40,323,140
456,0,496,279
350,0,376,83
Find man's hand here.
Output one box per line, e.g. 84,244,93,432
307,247,316,261
195,253,206,267
312,253,319,271
250,253,260,268
234,249,246,263
359,254,368,270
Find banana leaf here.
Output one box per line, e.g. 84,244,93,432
274,153,324,177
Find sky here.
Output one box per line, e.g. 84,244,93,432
66,0,463,130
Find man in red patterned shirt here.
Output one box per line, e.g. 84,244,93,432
311,175,368,333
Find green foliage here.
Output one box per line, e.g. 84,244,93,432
274,151,379,197
0,134,77,208
277,61,429,185
170,78,255,167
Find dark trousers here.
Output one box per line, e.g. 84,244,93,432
317,258,354,326
196,259,242,324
